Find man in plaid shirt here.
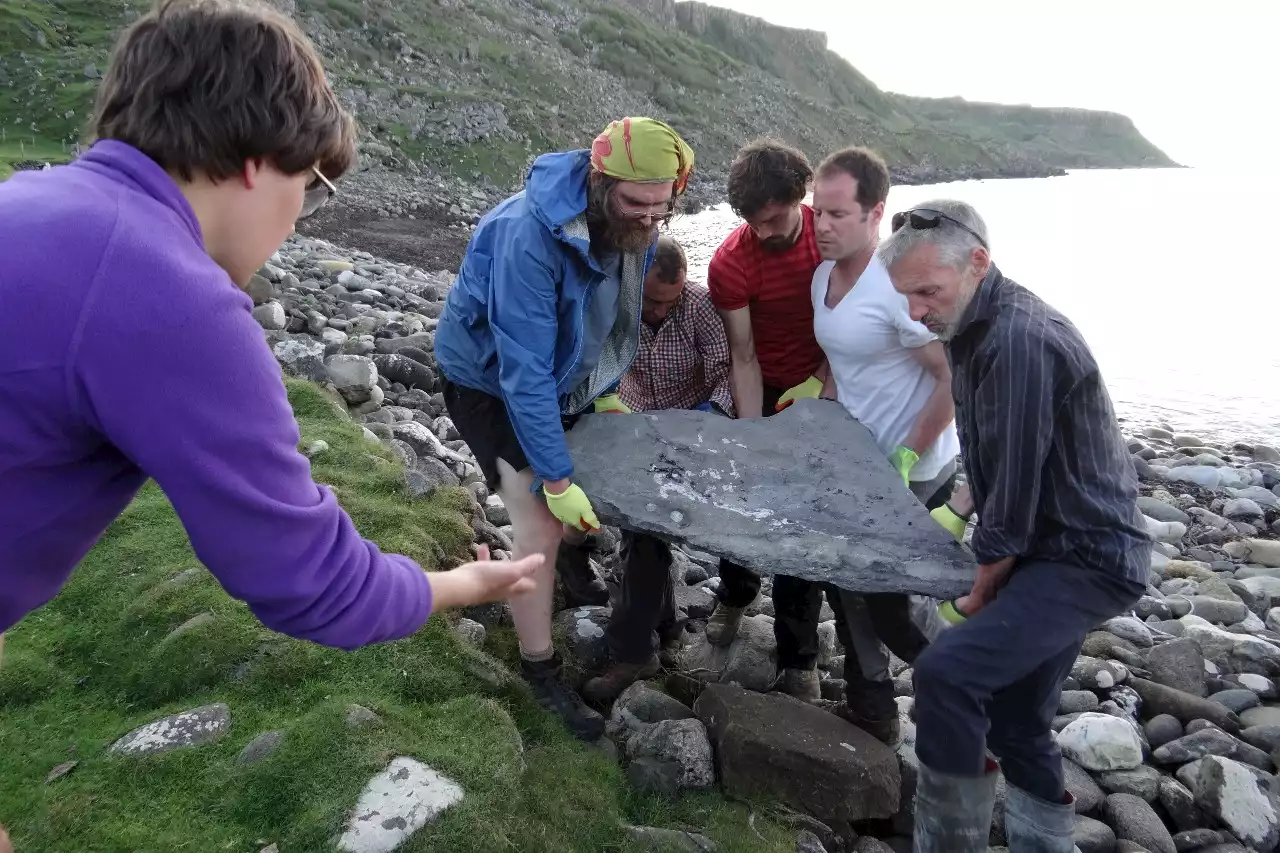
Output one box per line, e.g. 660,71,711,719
562,236,738,704
617,236,736,416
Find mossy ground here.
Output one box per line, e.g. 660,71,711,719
0,378,791,853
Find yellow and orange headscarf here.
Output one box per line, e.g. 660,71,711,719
590,117,695,195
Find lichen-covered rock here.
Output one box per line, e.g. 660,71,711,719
336,757,463,853
110,703,231,756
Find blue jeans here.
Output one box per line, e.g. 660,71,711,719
913,560,1142,802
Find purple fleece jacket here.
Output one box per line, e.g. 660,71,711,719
0,140,433,648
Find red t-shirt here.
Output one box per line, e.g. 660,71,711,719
707,204,825,390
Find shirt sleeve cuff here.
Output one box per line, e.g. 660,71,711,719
970,527,1020,566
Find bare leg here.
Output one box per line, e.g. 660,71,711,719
495,458,564,657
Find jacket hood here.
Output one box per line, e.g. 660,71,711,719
525,149,591,235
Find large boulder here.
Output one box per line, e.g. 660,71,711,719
1056,713,1144,771
564,402,974,597
1128,679,1241,734
325,355,379,405
1193,756,1280,851
693,683,900,822
623,718,715,794
1103,792,1176,853
1145,637,1206,696
1182,616,1280,676
676,614,777,693
1225,540,1280,569
273,337,327,381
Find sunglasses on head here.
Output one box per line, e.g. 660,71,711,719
299,165,337,220
890,208,988,250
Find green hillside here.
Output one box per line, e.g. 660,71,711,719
0,0,1175,183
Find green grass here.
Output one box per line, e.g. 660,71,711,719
0,378,790,853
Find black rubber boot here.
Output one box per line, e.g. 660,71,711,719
520,652,605,742
555,538,608,608
912,759,999,853
1004,784,1076,853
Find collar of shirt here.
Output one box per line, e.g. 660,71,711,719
952,263,1004,340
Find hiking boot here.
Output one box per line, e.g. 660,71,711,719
835,701,902,745
555,539,608,608
582,654,661,705
520,652,605,741
704,603,745,646
776,667,822,704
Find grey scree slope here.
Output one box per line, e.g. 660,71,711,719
565,398,976,598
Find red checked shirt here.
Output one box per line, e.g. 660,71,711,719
618,282,737,416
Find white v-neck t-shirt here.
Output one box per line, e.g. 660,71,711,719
811,256,960,482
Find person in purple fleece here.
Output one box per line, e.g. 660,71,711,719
0,0,540,661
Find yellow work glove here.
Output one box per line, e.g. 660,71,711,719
888,446,919,486
930,503,969,541
938,599,969,626
775,376,824,411
593,394,632,414
544,483,601,532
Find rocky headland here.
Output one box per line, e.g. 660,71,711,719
5,0,1178,269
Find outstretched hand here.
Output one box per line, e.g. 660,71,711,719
429,546,543,613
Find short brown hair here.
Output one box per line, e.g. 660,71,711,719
726,138,813,220
650,235,686,283
816,147,891,210
93,0,356,182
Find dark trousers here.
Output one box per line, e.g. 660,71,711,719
605,531,677,664
913,560,1142,802
834,468,957,719
713,383,825,670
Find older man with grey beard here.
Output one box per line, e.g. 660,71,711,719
880,200,1151,853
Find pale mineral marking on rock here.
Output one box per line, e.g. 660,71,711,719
566,401,975,597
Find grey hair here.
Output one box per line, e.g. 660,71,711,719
877,199,990,271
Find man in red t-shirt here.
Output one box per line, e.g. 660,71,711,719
705,138,829,702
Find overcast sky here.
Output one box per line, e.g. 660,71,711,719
701,1,1274,167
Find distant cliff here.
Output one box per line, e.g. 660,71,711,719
0,0,1176,190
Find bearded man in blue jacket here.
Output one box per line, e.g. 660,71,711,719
434,117,695,740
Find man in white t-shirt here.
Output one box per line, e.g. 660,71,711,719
810,147,963,743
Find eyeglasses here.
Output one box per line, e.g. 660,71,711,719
615,198,676,220
299,165,337,220
890,208,988,250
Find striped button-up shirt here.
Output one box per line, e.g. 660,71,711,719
618,282,736,416
948,265,1151,584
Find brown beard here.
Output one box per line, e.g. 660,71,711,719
605,217,659,254
586,175,665,255
758,214,804,254
759,234,797,253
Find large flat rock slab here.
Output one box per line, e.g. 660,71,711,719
566,400,975,597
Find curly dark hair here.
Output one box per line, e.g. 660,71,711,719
726,138,813,220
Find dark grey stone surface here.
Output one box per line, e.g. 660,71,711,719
565,401,975,597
